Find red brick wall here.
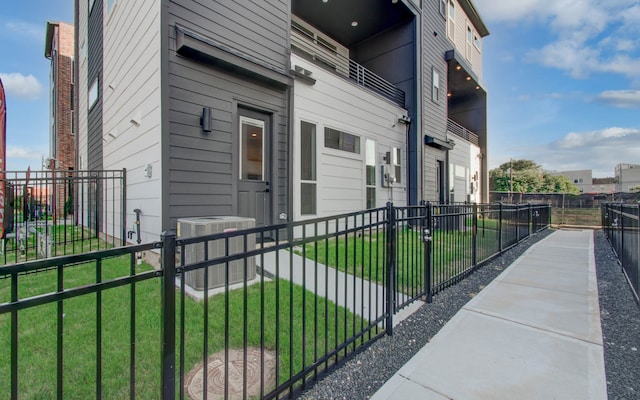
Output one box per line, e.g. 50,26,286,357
53,23,76,216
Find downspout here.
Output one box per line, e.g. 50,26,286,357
404,118,412,204
445,148,450,204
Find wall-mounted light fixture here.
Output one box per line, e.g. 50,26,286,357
398,115,411,125
201,107,212,133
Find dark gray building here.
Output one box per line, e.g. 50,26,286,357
76,0,489,242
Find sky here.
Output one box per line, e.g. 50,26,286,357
475,0,640,177
0,0,73,172
0,0,639,177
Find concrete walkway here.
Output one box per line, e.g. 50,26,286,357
372,229,607,400
258,250,424,327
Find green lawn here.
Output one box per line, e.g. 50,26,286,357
0,256,365,399
297,227,487,293
1,224,115,265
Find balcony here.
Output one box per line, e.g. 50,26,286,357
447,118,479,146
291,22,405,107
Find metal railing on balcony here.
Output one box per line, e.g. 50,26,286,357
291,24,405,107
447,118,479,146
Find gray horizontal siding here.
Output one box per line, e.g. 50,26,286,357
422,0,449,202
166,3,289,227
169,0,289,71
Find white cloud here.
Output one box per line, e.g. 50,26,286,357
7,146,43,160
4,20,44,40
0,72,44,100
476,0,640,80
615,39,636,52
596,90,640,108
491,127,640,177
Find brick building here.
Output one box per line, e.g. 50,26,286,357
45,21,76,216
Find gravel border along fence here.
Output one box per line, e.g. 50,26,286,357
297,229,640,399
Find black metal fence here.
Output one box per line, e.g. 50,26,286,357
602,203,640,303
0,169,126,265
0,202,549,399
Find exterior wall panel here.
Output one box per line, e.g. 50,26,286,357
292,54,407,220
167,0,290,229
102,0,162,241
422,0,450,203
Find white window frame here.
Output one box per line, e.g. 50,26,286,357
473,34,481,50
324,127,361,155
239,116,265,181
466,24,473,61
392,147,402,185
432,67,440,103
300,120,317,216
447,0,455,40
439,0,447,18
365,139,376,209
88,78,98,110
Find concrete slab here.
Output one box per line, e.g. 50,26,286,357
393,310,606,400
257,250,424,327
465,281,602,344
372,229,607,400
370,375,449,400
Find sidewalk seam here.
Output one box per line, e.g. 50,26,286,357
463,307,603,346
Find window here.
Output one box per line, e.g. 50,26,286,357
392,147,402,184
239,117,264,181
88,78,98,110
324,127,360,154
432,67,440,103
466,25,473,60
88,0,96,14
366,140,376,209
474,34,481,49
300,121,317,215
447,0,455,40
439,0,447,18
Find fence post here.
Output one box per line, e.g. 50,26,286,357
385,202,395,335
161,230,177,400
424,202,433,303
528,203,532,237
498,202,503,255
472,203,478,267
121,168,127,246
620,203,624,272
515,203,520,244
637,204,640,294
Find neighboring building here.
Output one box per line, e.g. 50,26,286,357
75,0,489,242
554,170,592,193
615,164,640,193
551,170,617,194
591,177,616,194
45,21,76,216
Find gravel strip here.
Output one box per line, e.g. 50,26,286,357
594,230,640,400
297,229,553,400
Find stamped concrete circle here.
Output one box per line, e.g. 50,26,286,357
184,347,276,400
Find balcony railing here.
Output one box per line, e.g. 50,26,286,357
447,118,479,146
291,25,405,107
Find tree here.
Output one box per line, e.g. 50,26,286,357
489,159,580,194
